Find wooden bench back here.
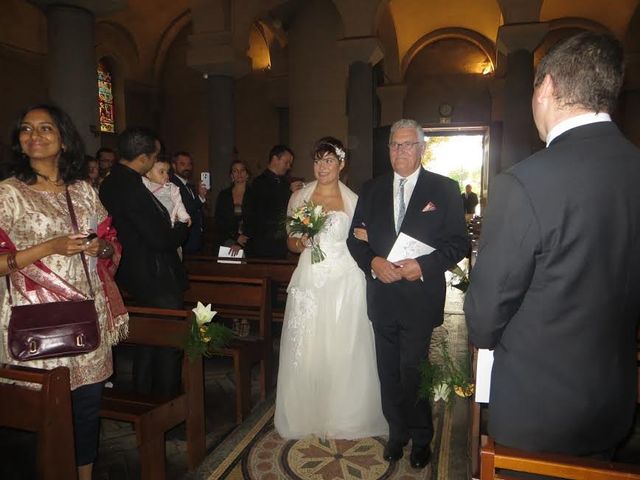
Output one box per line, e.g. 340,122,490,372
0,365,76,480
481,437,640,480
184,256,296,284
124,306,191,348
184,275,272,339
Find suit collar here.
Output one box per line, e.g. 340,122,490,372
548,121,619,147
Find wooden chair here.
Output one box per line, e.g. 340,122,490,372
184,274,272,422
100,307,206,480
0,365,76,480
480,436,640,480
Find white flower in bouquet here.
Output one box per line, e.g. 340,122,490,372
433,382,451,402
192,301,217,326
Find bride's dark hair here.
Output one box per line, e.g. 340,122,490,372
312,137,346,162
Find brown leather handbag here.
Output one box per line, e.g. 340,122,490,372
7,188,100,361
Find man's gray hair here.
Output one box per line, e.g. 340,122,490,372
390,119,425,144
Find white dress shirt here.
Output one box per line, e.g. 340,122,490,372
546,112,611,147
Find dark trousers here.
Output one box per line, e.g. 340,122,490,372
133,293,184,396
372,317,433,447
71,382,104,466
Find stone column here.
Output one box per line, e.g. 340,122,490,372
376,84,407,126
496,23,548,171
339,37,383,193
31,0,125,154
205,74,235,205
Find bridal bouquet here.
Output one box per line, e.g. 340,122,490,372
185,302,233,362
287,201,329,264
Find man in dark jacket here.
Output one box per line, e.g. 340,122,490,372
465,32,640,461
100,127,189,395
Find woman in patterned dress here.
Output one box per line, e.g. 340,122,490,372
0,104,126,480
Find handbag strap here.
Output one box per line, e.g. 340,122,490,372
65,186,95,298
3,186,96,305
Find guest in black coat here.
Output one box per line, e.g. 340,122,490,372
244,145,303,259
464,32,640,460
170,151,208,254
214,160,251,254
100,127,189,396
461,184,478,215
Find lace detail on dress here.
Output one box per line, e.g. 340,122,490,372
286,286,317,368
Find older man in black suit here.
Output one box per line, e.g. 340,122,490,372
348,119,468,469
465,32,640,461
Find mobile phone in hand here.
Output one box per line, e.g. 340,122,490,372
200,172,211,190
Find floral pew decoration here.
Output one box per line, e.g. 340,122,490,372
185,302,233,362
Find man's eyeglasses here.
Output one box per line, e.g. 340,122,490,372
313,157,341,166
388,141,420,151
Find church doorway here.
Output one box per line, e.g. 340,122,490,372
422,126,489,216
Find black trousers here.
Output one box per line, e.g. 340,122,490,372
71,382,104,466
372,316,434,447
132,293,184,396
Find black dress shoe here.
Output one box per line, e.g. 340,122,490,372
410,445,431,469
383,441,406,462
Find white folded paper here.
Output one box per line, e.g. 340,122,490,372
474,348,494,403
387,232,435,262
217,246,245,263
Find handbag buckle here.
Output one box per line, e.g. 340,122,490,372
28,340,38,354
76,334,85,347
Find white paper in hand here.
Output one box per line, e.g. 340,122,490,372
217,246,245,263
474,349,494,403
387,232,435,262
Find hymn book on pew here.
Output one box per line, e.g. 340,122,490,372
218,246,245,263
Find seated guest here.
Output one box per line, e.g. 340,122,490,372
214,160,251,255
244,145,302,259
100,127,189,396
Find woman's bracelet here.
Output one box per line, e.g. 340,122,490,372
6,251,19,272
97,241,114,259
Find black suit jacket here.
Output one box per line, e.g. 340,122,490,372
100,163,189,300
462,191,478,214
170,174,205,254
214,185,250,246
347,168,468,328
464,122,640,455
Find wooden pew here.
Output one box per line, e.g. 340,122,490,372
0,365,76,480
100,307,205,480
184,255,296,321
480,436,640,480
184,274,272,422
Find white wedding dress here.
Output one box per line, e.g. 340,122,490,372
274,182,388,440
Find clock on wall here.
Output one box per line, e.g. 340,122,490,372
439,103,453,117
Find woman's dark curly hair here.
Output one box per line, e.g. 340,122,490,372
9,104,86,185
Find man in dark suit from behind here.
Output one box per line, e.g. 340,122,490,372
464,32,640,464
170,151,208,254
244,145,302,259
100,127,189,396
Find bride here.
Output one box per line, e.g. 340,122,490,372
274,137,388,440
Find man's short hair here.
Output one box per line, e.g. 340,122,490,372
533,31,624,113
172,151,192,163
390,119,425,144
117,127,159,161
268,145,294,163
95,147,115,159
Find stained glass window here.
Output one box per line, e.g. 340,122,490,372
97,60,115,133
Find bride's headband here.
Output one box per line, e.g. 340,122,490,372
319,142,346,162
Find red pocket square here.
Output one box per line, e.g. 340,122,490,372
422,202,437,212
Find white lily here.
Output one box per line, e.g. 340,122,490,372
192,302,217,326
433,382,450,402
313,204,323,217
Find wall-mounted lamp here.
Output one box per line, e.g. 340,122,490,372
481,61,493,75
